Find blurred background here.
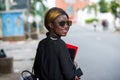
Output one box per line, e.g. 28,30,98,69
0,0,120,80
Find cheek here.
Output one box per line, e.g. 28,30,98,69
54,27,62,33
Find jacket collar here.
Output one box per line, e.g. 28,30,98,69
46,32,61,40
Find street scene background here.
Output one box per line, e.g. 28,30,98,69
0,0,120,80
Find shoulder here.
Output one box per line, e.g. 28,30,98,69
38,37,64,46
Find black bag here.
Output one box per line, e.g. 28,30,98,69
21,70,37,80
0,49,6,58
75,67,83,77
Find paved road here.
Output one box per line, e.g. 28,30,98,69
0,23,120,80
63,24,120,80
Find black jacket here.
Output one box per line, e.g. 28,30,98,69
33,34,77,80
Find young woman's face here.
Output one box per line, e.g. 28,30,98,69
52,15,72,36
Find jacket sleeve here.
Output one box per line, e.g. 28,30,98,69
33,42,44,78
57,42,76,80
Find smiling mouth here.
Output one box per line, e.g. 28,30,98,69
62,30,68,33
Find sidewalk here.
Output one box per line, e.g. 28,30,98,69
0,39,41,80
0,73,20,80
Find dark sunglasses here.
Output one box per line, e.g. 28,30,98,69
58,20,72,27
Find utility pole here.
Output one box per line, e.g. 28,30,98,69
5,0,10,11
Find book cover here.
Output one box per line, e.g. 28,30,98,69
66,43,78,62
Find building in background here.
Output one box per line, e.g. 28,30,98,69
0,0,30,41
55,0,89,22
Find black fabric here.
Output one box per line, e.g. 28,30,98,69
33,34,78,80
68,49,76,62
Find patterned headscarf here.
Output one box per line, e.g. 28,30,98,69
44,7,69,31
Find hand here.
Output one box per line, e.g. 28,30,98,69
74,76,80,80
74,61,78,68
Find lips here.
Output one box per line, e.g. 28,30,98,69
62,29,68,34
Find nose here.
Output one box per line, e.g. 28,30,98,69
64,24,70,30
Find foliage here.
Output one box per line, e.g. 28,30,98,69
86,4,97,16
29,0,48,19
0,0,5,11
29,0,48,31
82,3,98,16
98,0,109,13
85,18,99,24
110,0,119,17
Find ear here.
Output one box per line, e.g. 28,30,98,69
48,23,54,29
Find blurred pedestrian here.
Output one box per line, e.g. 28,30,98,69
93,20,97,31
102,19,108,30
33,7,82,80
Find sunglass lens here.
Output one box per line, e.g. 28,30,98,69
59,20,72,27
59,21,66,26
67,21,72,26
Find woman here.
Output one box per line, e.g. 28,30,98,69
33,7,81,80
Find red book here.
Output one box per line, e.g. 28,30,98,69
66,43,78,62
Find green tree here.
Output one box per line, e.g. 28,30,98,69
29,0,48,20
83,3,98,24
109,0,120,30
110,0,119,17
0,0,5,11
99,0,109,13
29,0,48,34
86,3,98,16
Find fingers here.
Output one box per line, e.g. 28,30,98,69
74,76,81,80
